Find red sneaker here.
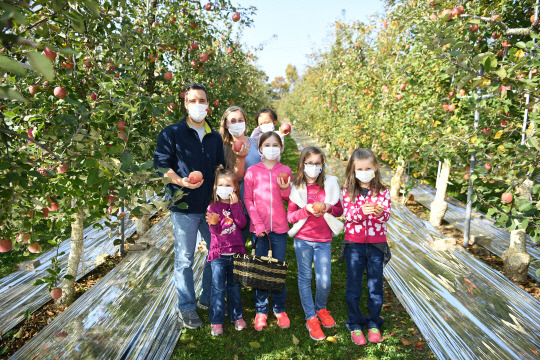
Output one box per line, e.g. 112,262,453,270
368,328,382,343
275,312,290,329
254,313,268,331
316,309,336,328
306,316,325,341
351,330,367,345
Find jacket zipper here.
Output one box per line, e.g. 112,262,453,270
269,167,273,232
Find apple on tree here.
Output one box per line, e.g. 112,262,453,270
28,242,41,253
0,238,12,252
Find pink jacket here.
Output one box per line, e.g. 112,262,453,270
342,187,391,243
244,162,292,235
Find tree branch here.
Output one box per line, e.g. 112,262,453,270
0,128,64,162
460,14,540,36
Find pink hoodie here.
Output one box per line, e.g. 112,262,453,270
243,162,292,235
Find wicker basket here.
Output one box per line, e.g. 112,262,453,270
233,234,288,292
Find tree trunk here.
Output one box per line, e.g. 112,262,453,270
430,159,451,227
390,158,405,199
56,204,84,306
135,214,151,235
502,229,530,282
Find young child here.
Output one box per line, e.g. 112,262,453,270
287,146,344,341
250,108,288,144
206,166,248,336
243,131,293,331
342,148,391,345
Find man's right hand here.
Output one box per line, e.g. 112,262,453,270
177,177,204,189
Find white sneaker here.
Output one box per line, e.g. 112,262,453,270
197,300,209,310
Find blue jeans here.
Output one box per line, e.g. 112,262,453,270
345,243,384,331
252,232,287,314
170,212,212,311
294,239,332,320
209,255,243,324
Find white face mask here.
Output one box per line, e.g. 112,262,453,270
355,170,375,183
261,147,280,160
304,164,322,179
187,103,208,123
216,186,234,200
228,122,246,137
259,123,274,133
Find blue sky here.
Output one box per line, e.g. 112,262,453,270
238,0,385,82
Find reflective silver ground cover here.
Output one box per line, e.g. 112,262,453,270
0,215,136,336
10,214,205,359
292,130,540,359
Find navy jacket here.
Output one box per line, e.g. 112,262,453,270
154,116,225,213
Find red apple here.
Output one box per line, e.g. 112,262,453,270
213,100,220,107
443,104,449,111
500,119,508,127
531,15,537,23
278,171,290,183
108,205,119,216
0,239,12,252
469,24,479,32
501,192,513,203
180,91,185,99
492,31,501,39
464,173,470,180
107,63,115,72
199,53,209,62
164,71,173,81
190,42,198,50
399,82,406,91
484,163,492,171
28,126,35,139
57,162,68,173
118,131,127,142
42,207,49,218
205,2,212,10
117,120,127,132
189,171,203,183
170,16,177,24
396,94,402,101
43,47,57,61
107,194,116,203
226,48,233,54
207,213,220,225
232,12,241,22
481,128,492,135
280,122,292,135
48,196,59,211
54,87,67,99
28,85,40,96
448,104,456,111
459,89,466,96
28,242,41,253
89,92,97,101
312,202,326,213
50,287,62,299
233,140,243,152
429,14,437,21
17,233,30,244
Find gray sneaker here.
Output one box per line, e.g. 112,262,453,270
178,309,203,329
197,301,209,310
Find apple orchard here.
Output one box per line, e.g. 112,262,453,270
0,1,269,303
279,0,540,248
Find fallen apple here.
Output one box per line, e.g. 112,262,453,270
50,287,63,299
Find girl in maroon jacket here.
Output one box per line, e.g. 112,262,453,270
206,167,247,336
342,148,391,346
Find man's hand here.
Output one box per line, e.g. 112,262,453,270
165,169,204,189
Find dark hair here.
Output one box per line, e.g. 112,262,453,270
258,131,283,150
219,106,247,169
212,165,240,204
345,148,385,200
185,83,208,99
255,108,278,124
293,146,326,190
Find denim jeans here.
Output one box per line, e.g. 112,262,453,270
294,239,332,320
345,243,385,331
252,232,287,314
209,255,243,324
170,212,212,311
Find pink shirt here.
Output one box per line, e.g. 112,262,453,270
342,187,391,243
287,183,344,242
243,162,292,235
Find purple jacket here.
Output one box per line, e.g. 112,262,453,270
207,201,247,261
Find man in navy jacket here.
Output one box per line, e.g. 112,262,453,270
154,83,225,329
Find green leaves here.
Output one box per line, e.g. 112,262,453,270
27,52,54,81
0,55,27,76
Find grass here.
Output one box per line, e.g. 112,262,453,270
170,134,434,360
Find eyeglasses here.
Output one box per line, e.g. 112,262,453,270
305,162,323,167
186,83,206,90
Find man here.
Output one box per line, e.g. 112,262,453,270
154,83,225,329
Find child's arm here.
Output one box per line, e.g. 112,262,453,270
342,188,367,223
243,170,266,235
328,198,344,217
250,126,262,138
287,199,309,224
231,201,248,229
372,189,391,223
206,205,223,234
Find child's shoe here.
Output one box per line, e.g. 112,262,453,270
254,313,268,331
234,318,247,331
316,309,336,328
367,328,382,343
275,312,290,329
306,316,325,341
351,330,367,345
210,324,223,336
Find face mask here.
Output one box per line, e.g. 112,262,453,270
259,123,275,133
228,122,246,137
355,170,375,183
261,147,280,160
216,186,234,200
187,103,208,123
304,164,322,179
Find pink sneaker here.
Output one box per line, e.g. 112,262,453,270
211,324,223,336
351,330,367,345
368,328,382,343
234,318,247,331
275,312,290,329
254,313,268,331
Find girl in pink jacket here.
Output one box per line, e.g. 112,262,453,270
243,131,293,332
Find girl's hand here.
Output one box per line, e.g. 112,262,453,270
277,175,290,190
373,204,384,217
306,204,324,217
229,192,239,204
206,212,220,225
324,203,332,213
361,202,375,215
257,231,267,237
235,143,249,157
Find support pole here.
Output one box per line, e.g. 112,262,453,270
120,202,125,256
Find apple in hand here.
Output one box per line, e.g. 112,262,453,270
207,213,220,225
233,140,243,152
312,202,326,213
280,122,292,135
189,171,203,183
278,171,290,183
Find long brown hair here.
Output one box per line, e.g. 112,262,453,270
212,165,240,204
219,106,247,169
345,148,385,200
292,146,326,191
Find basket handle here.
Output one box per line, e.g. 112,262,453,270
251,233,273,258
